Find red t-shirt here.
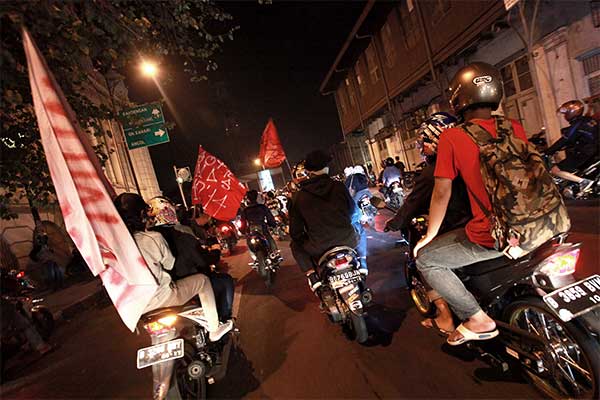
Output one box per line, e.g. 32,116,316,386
434,118,528,248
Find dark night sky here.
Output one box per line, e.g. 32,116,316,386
127,1,365,198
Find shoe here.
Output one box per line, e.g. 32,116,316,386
579,178,594,194
358,268,368,276
209,320,233,342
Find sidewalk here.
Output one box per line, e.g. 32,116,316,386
40,278,106,321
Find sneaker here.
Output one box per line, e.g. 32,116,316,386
209,320,233,342
579,178,594,194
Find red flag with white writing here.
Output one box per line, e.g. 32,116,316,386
22,28,158,331
259,118,286,168
192,146,246,221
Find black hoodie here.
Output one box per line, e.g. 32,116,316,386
289,174,358,255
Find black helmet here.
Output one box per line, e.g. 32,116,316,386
448,62,503,116
557,100,584,122
385,157,394,167
114,192,148,233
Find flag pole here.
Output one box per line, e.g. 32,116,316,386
284,158,293,180
173,165,189,210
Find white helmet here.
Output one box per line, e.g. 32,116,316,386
352,165,365,175
344,166,354,177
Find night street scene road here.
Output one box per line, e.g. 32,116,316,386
1,1,599,399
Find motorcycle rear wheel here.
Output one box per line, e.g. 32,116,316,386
505,298,599,399
343,313,368,344
174,343,207,400
403,263,436,318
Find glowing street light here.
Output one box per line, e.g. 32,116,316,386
254,158,261,166
140,61,158,77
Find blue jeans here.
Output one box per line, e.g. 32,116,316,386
416,228,502,320
351,204,368,271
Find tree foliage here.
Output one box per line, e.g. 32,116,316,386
0,0,237,219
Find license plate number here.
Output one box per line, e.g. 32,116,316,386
543,275,600,322
329,269,361,289
136,338,184,369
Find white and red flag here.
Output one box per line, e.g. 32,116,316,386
22,28,158,331
259,118,287,168
191,146,246,221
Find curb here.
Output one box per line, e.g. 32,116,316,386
51,286,108,322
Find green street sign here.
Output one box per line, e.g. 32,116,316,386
124,123,170,150
118,102,165,132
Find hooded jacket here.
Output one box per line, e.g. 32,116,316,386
289,174,358,255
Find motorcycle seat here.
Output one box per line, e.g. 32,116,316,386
456,256,516,276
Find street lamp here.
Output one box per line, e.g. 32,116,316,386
254,158,261,166
140,61,158,77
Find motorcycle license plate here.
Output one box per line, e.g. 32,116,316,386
136,338,184,369
328,269,361,289
543,275,600,322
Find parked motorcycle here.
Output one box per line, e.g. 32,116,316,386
137,301,235,400
400,216,600,399
313,246,372,344
215,221,238,256
246,225,280,287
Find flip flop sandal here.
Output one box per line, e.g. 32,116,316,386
421,318,453,336
447,323,499,346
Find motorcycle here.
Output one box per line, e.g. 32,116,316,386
544,154,600,199
357,193,377,225
400,216,600,399
215,221,238,256
246,225,280,287
313,246,372,344
386,181,405,210
137,301,235,400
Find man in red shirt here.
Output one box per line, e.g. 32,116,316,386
413,62,529,345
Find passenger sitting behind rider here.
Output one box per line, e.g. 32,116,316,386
412,62,530,345
385,112,471,334
289,150,360,293
114,193,232,342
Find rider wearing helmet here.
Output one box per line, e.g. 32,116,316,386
115,193,233,341
546,100,598,195
380,157,401,200
240,190,280,260
289,150,361,294
147,196,235,322
413,62,531,345
385,112,471,334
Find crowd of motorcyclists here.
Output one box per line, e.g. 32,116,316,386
3,60,598,397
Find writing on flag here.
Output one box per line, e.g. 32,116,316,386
259,118,286,168
192,146,246,221
22,28,158,331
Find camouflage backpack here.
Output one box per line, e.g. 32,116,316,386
461,116,570,259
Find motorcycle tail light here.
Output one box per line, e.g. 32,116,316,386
16,271,25,279
221,225,230,233
538,248,580,277
144,314,178,334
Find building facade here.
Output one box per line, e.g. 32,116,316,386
321,0,600,174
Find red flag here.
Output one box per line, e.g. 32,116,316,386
259,118,286,168
22,28,158,331
192,146,247,221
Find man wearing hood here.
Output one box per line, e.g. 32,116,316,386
289,150,360,293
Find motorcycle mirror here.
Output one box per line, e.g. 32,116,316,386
370,196,386,209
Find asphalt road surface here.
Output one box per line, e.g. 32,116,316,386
2,201,598,399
